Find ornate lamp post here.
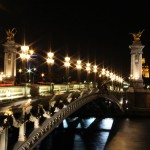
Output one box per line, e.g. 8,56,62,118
26,67,36,84
27,68,31,83
20,45,34,83
98,68,106,91
109,72,114,90
76,60,82,82
64,56,70,92
46,52,54,93
32,67,36,84
76,60,82,89
86,63,91,89
93,65,98,88
19,45,34,97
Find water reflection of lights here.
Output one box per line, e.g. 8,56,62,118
99,118,114,130
56,118,114,150
63,118,114,129
63,117,79,128
96,132,110,149
74,134,85,149
76,117,96,129
79,117,96,128
63,119,68,128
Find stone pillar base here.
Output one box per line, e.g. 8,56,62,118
132,80,144,89
127,86,134,92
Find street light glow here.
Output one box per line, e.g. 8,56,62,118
101,68,106,75
86,63,91,72
46,51,54,93
106,70,109,77
65,57,70,62
47,52,54,58
64,57,70,67
20,46,33,60
93,65,97,73
76,60,82,69
19,69,22,73
21,45,29,52
47,58,54,64
47,52,54,65
41,73,45,77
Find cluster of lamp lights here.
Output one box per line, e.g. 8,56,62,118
75,62,98,73
64,57,71,67
99,68,123,83
19,45,35,82
20,45,34,60
18,45,124,84
46,52,54,65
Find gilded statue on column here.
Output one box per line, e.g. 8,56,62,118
6,28,17,41
130,30,144,42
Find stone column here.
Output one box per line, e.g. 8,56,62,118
18,123,26,141
3,40,19,85
0,128,8,150
29,113,40,128
18,108,26,141
129,40,144,89
34,118,40,128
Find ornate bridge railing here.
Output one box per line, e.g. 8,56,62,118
0,83,89,101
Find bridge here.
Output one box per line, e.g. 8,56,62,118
0,83,127,150
1,30,150,150
0,38,129,149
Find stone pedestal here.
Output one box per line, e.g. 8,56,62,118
3,40,19,85
129,40,144,89
132,80,144,91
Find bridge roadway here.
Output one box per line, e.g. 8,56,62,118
0,86,126,150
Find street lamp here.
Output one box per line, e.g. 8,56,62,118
41,73,45,82
46,52,54,93
76,60,82,83
27,68,32,83
76,60,82,89
98,68,106,91
27,67,36,83
86,63,91,89
109,72,114,90
20,45,34,83
86,63,91,81
32,67,36,84
93,65,98,88
64,56,70,92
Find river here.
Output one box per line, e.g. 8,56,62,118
33,117,150,150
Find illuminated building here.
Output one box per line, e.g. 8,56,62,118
142,58,149,78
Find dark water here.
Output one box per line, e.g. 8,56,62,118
34,118,113,150
105,117,150,150
34,117,150,150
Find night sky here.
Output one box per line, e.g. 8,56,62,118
0,1,150,80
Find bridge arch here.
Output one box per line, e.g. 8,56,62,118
68,93,124,119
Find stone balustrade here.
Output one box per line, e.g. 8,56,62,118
0,83,89,101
